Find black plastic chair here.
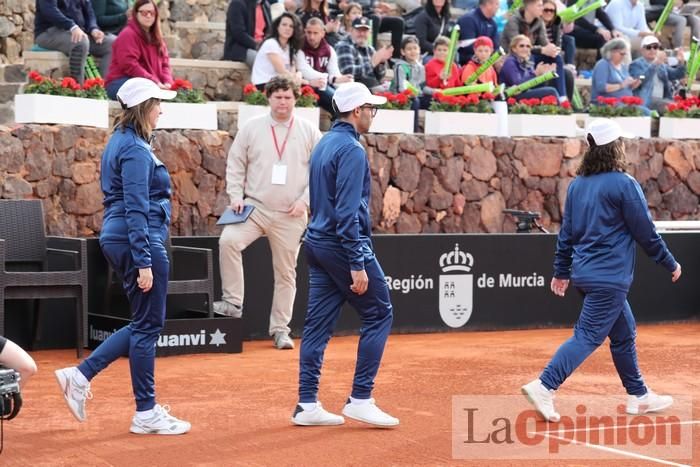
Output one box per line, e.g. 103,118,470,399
0,200,88,358
103,238,214,318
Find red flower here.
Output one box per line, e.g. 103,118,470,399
243,83,257,95
605,97,618,106
526,98,541,106
667,103,677,112
507,97,516,105
596,96,606,104
482,92,495,101
171,78,193,91
401,88,414,96
61,77,80,90
541,95,557,106
561,100,572,109
28,70,44,83
396,93,408,105
83,78,105,89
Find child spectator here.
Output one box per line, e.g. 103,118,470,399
392,36,428,131
425,35,461,93
460,36,498,85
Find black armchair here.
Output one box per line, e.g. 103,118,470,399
0,200,88,358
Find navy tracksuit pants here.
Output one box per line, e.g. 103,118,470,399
539,287,647,396
78,237,169,411
298,244,393,403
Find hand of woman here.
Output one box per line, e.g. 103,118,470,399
137,268,153,293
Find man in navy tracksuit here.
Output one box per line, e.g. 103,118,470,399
522,119,682,422
292,83,399,427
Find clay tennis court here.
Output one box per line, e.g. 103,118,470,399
3,322,699,466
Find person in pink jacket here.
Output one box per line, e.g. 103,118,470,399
105,0,173,99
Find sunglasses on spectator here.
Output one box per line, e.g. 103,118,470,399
138,9,156,17
543,8,556,12
644,44,660,50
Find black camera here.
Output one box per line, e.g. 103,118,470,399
0,368,22,421
503,209,548,233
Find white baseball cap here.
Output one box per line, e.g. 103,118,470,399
586,118,634,146
332,82,387,113
116,77,177,109
641,35,660,48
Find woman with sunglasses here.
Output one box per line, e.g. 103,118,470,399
591,38,645,103
541,0,576,71
499,34,560,100
629,35,686,112
105,0,173,100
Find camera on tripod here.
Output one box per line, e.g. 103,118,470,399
0,367,22,421
503,209,548,233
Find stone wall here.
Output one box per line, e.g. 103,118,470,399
1,125,699,237
0,0,34,64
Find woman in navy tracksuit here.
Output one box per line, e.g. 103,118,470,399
55,78,190,435
522,118,682,422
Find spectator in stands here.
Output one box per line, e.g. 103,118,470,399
303,17,354,112
461,35,499,85
251,12,326,88
297,0,343,44
629,35,686,112
224,0,272,67
105,0,173,100
501,0,571,101
336,16,393,90
604,0,655,54
392,36,428,131
34,0,116,83
92,0,128,35
215,76,322,350
339,1,365,39
350,0,406,58
0,337,37,389
591,38,644,102
457,0,500,65
425,35,462,91
646,0,694,49
414,0,455,57
541,0,575,70
500,34,560,99
565,0,621,60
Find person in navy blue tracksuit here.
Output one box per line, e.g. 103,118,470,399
55,78,191,435
291,83,399,427
522,119,682,422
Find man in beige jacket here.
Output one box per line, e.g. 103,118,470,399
215,76,323,349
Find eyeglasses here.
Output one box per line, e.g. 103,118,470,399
138,9,156,17
517,44,532,49
360,105,378,117
644,44,660,50
543,8,556,12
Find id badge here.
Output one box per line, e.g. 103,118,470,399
271,164,287,185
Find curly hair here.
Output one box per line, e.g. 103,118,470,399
576,137,627,176
264,75,300,99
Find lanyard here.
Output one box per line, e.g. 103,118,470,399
271,117,294,162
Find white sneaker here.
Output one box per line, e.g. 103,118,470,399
130,404,191,435
342,398,399,427
627,389,673,415
521,379,561,422
213,301,242,318
55,367,92,422
291,402,345,426
273,332,295,350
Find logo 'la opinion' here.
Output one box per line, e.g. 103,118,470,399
439,244,474,328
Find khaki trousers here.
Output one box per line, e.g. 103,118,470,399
219,203,307,335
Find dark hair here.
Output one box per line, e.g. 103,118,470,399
343,2,363,29
132,0,165,55
267,12,305,62
114,98,161,141
425,0,451,19
264,75,301,98
577,137,627,176
433,35,450,49
301,0,329,18
479,0,497,6
401,35,419,50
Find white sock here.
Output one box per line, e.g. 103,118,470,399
136,408,155,420
73,368,89,386
558,96,569,103
349,397,371,405
299,402,317,411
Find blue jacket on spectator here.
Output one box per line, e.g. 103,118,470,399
554,172,676,291
35,0,98,37
591,58,634,101
498,54,535,87
457,8,499,65
629,57,685,106
305,120,374,271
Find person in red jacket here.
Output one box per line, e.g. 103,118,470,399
105,0,173,99
424,35,461,93
460,36,498,86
